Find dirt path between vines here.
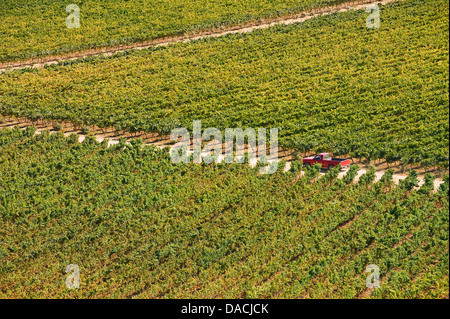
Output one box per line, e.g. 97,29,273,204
0,0,401,74
0,116,445,190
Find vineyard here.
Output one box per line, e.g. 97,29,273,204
0,128,448,298
0,0,448,301
1,0,448,169
0,0,353,63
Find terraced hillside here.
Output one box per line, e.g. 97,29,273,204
1,0,448,169
0,128,448,298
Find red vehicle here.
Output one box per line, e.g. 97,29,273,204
302,153,350,170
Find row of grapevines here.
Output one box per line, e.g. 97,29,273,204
1,0,448,168
1,126,447,298
0,0,353,62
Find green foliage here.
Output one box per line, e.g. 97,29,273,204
0,0,350,62
400,170,419,191
52,123,63,131
418,173,435,194
304,162,322,182
289,160,303,173
343,164,360,185
81,126,91,135
0,130,448,298
0,0,448,300
358,166,376,186
291,150,303,161
379,168,395,185
438,174,449,196
323,163,341,182
0,0,448,169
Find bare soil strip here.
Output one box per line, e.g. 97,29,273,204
0,0,400,74
0,116,445,190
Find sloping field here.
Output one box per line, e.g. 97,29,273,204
0,0,448,301
0,128,448,298
0,117,446,190
0,0,399,72
0,0,353,62
1,0,448,169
